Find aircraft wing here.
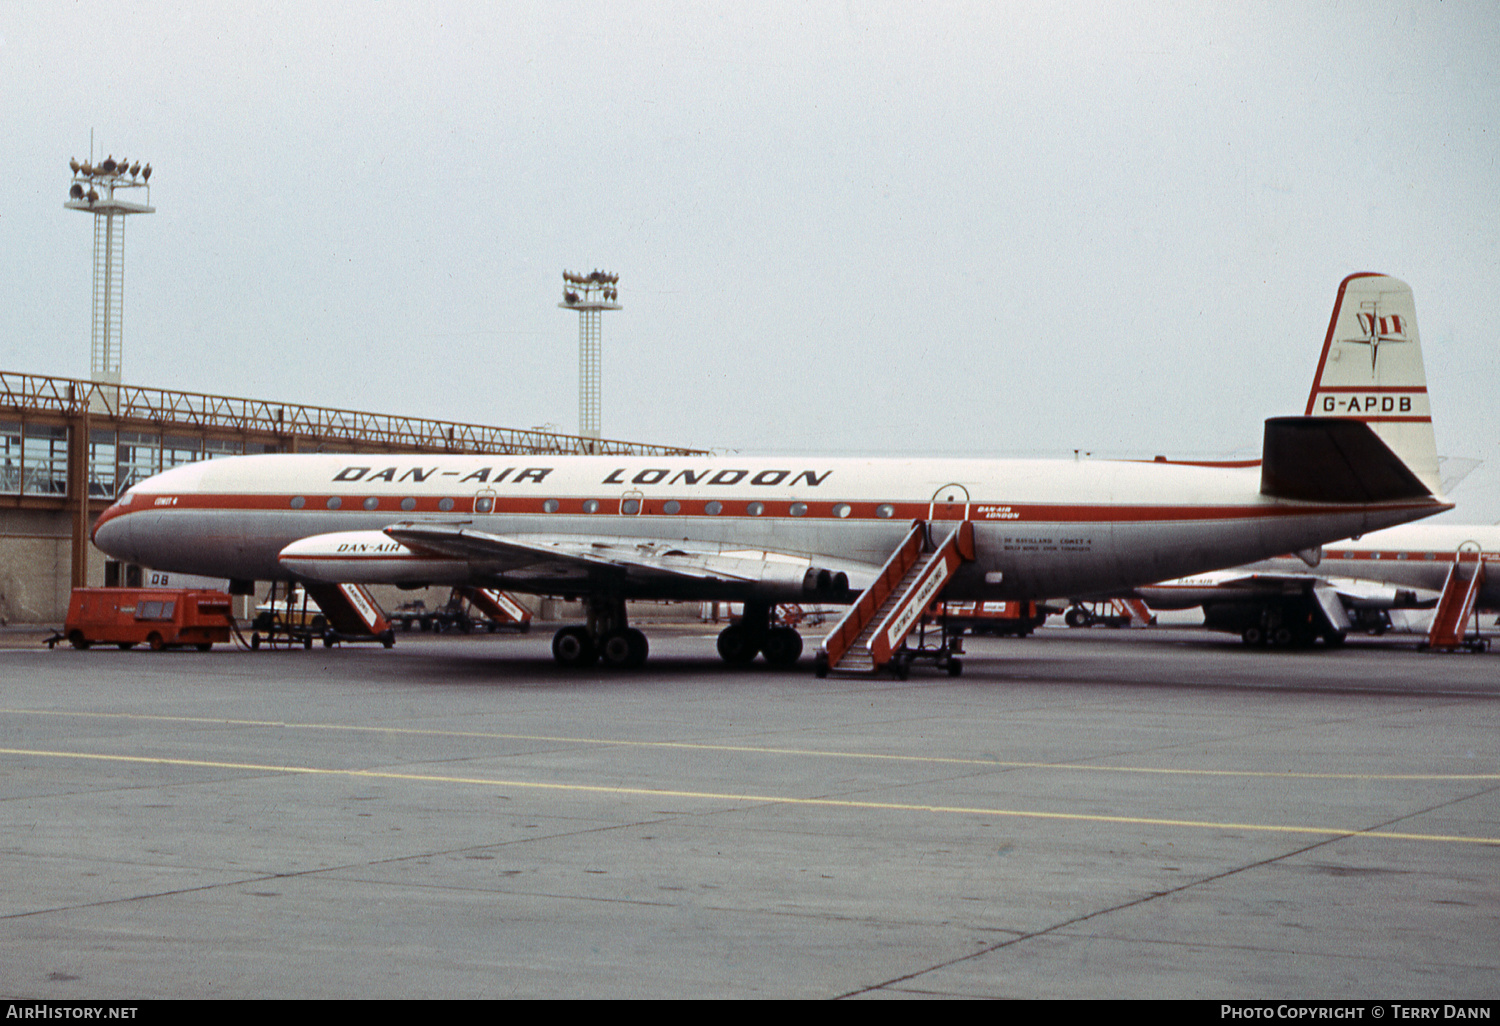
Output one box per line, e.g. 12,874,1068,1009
1135,570,1436,610
380,522,876,595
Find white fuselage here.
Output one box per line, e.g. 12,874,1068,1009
1248,523,1500,607
91,452,1448,603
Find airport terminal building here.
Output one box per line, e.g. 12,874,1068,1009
0,370,705,624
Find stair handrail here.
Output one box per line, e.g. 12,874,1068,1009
1428,550,1485,647
867,521,974,666
820,521,926,667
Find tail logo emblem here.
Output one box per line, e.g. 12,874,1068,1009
1341,301,1409,372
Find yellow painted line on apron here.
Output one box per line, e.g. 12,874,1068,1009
3,745,1497,847
1,708,1494,782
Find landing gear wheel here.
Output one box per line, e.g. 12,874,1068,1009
761,627,803,667
552,626,598,667
600,628,649,669
716,624,759,664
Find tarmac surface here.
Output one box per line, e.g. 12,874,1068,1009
1,622,1497,999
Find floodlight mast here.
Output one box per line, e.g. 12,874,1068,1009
559,270,621,454
65,155,154,386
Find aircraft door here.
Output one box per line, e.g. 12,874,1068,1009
473,488,497,514
929,484,971,522
619,489,644,516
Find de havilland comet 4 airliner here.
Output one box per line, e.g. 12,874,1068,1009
93,274,1451,672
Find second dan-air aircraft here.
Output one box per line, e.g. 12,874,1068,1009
93,274,1450,673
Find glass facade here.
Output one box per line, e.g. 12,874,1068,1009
8,424,69,495
88,430,117,498
115,430,160,496
0,421,20,493
0,422,285,499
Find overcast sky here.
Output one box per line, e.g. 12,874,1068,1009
3,1,1497,521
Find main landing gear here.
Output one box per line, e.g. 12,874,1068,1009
715,601,804,668
551,594,649,669
550,598,807,671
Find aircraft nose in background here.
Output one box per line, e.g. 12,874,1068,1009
91,502,135,562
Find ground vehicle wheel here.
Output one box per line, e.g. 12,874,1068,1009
250,632,261,650
303,635,313,650
716,624,760,664
1065,607,1090,628
69,630,90,650
760,626,803,667
1271,626,1294,647
1241,627,1263,646
196,642,213,652
117,642,134,650
147,632,165,651
552,626,597,667
380,629,396,649
946,658,963,677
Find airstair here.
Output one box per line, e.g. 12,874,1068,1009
1115,598,1156,627
460,587,534,628
817,520,974,677
1424,550,1488,652
302,581,396,647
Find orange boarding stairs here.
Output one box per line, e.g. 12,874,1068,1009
817,520,974,676
301,581,395,646
460,587,534,627
1113,597,1156,627
1425,549,1488,651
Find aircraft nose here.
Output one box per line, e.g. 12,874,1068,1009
91,502,133,559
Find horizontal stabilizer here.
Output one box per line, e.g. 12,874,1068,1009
1260,417,1432,504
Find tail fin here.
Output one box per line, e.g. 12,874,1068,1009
1304,273,1441,496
